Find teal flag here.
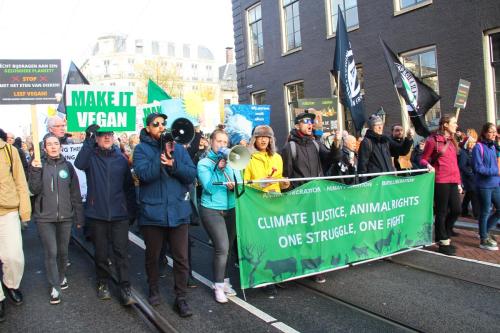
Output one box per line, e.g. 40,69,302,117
147,79,171,103
236,173,434,289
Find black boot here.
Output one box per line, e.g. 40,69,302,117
174,298,193,318
0,300,5,322
1,283,23,306
148,286,161,306
120,286,136,306
96,282,111,300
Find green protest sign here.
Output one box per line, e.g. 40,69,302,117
66,84,136,132
236,173,434,289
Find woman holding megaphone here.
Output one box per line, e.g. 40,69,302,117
197,129,242,304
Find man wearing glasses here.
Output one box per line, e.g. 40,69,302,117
132,113,196,317
47,116,73,144
281,109,331,284
75,124,137,306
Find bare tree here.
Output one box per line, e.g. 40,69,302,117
241,243,265,288
134,57,184,104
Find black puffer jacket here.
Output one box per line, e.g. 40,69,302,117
29,156,84,224
357,129,413,176
281,129,329,189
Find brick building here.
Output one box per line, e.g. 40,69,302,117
232,0,500,144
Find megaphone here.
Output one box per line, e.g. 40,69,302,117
161,117,195,145
218,145,251,170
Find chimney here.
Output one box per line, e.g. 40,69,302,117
225,47,234,64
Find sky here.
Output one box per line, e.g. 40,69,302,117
0,0,235,135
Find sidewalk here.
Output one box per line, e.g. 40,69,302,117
425,217,500,265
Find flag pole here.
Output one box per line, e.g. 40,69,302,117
455,107,461,121
336,71,344,133
30,104,41,162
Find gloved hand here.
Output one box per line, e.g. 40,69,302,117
85,124,100,145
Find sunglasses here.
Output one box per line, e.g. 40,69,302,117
300,118,314,125
151,121,167,127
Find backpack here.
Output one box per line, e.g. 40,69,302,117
289,140,319,160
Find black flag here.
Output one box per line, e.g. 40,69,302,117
332,6,365,132
379,38,440,137
57,61,90,114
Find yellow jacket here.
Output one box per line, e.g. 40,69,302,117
244,151,284,193
0,139,31,221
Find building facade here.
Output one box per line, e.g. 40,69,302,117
81,34,221,103
232,0,500,144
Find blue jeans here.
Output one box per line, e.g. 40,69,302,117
478,187,500,240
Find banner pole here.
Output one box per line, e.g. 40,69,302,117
213,169,429,185
455,107,461,121
336,71,344,133
30,104,41,162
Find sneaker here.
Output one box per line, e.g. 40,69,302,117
312,274,326,284
438,244,456,256
223,278,237,296
60,277,68,290
120,286,136,306
261,285,277,297
214,283,228,303
148,286,161,306
488,233,498,245
97,282,111,300
174,298,193,318
50,288,61,305
480,238,499,251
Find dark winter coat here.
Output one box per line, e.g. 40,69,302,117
74,139,136,222
357,129,413,176
281,129,329,190
458,147,476,191
327,144,358,185
472,140,500,189
389,136,413,170
411,145,424,169
29,156,84,224
133,129,196,228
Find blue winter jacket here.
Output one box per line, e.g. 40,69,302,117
472,140,500,189
75,139,136,222
197,150,242,210
133,129,196,227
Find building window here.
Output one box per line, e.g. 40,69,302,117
327,0,359,36
251,90,266,105
397,0,431,11
224,99,232,105
206,65,212,82
183,44,190,58
285,81,304,129
247,3,264,65
490,32,500,124
168,43,176,57
356,64,365,96
135,39,143,54
282,0,301,52
103,60,110,75
401,46,440,126
191,64,198,81
152,41,160,55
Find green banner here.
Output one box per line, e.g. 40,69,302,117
236,173,434,289
66,84,136,132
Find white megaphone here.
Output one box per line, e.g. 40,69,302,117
218,145,251,170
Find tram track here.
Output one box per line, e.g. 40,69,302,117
384,255,500,291
70,234,179,333
189,233,423,332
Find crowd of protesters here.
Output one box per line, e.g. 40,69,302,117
0,110,499,322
